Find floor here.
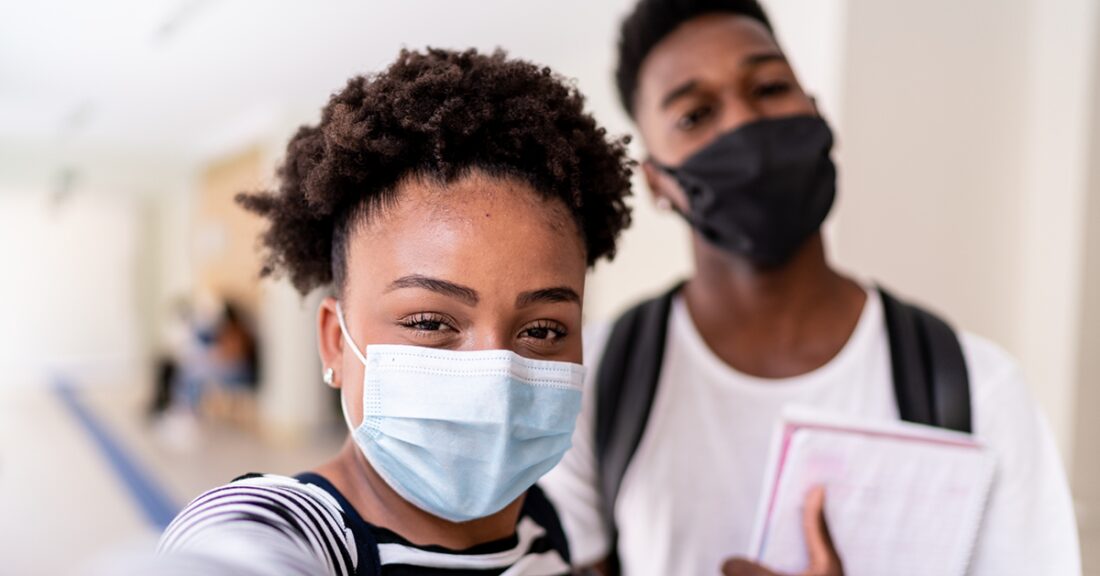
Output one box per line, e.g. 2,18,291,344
0,380,342,576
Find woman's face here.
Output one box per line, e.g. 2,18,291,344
317,170,588,424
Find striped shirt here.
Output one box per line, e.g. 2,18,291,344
157,472,573,576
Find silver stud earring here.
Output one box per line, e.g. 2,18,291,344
323,367,334,386
656,197,672,212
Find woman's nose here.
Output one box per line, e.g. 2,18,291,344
466,327,513,352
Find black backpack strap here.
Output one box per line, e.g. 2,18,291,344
594,282,682,575
878,287,972,433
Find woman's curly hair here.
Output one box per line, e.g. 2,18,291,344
238,48,634,296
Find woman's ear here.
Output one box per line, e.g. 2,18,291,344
317,297,344,389
642,159,690,215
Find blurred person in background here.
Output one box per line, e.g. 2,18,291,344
143,47,636,575
540,0,1080,575
147,297,192,420
148,294,212,450
202,300,262,429
153,294,262,444
174,291,231,415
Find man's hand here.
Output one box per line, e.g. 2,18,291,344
721,486,843,576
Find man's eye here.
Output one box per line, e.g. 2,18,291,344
676,105,713,131
753,81,792,98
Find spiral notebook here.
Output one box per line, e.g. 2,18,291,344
749,407,996,576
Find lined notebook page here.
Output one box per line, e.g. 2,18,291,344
749,409,996,576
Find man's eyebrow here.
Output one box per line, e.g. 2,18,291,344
659,51,788,110
741,51,787,69
661,79,699,110
515,286,581,308
386,275,479,306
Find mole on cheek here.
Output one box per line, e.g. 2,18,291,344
484,212,491,218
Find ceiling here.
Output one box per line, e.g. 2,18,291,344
0,0,638,189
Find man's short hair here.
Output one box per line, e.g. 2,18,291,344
615,0,773,117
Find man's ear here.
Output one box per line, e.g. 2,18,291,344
317,296,344,389
642,159,690,214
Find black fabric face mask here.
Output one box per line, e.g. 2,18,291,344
657,115,837,267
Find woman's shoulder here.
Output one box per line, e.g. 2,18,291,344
158,473,358,576
167,472,349,528
223,472,347,509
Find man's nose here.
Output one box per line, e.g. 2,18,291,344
716,93,761,134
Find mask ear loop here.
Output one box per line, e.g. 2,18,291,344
335,302,370,366
646,157,699,228
333,302,364,432
655,159,760,253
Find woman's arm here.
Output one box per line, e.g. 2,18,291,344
155,476,353,576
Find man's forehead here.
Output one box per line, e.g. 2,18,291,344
636,14,783,108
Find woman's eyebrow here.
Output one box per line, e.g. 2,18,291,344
386,274,480,306
515,287,580,308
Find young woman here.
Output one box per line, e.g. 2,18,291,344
156,48,633,575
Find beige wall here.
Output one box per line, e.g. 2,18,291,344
1072,5,1100,564
194,145,266,313
834,0,1098,470
833,0,1029,351
1016,0,1099,469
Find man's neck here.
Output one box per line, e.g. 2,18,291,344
314,440,524,550
683,233,866,379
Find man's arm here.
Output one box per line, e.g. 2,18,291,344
963,334,1080,575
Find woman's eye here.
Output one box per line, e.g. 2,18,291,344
525,327,552,340
676,105,713,131
520,321,567,342
398,314,454,333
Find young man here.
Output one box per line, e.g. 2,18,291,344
540,1,1080,574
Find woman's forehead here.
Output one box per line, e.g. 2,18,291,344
357,171,570,228
344,171,586,296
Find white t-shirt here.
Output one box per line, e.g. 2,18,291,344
540,289,1080,576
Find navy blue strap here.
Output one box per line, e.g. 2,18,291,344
294,472,381,576
523,484,572,565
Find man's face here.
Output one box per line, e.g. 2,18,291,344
634,14,816,167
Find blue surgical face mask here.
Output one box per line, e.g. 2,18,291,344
335,303,585,523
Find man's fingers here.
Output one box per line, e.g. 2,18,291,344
721,558,779,576
801,485,843,575
722,488,842,576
